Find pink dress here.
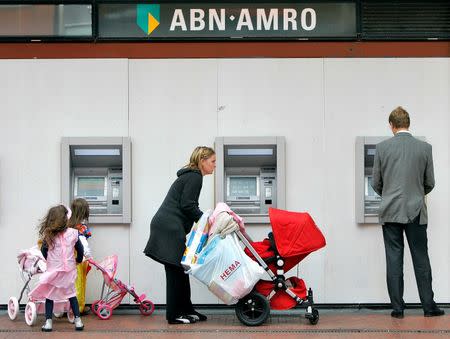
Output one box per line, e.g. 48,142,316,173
29,228,79,301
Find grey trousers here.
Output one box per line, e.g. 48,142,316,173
382,216,437,312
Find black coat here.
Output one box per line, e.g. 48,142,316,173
144,168,203,266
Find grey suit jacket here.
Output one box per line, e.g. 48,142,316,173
371,132,434,225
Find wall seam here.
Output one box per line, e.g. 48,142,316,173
322,58,327,302
127,58,131,300
216,60,220,136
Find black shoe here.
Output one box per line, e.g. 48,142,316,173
424,308,445,317
391,310,404,319
188,310,207,321
80,306,91,316
168,315,197,324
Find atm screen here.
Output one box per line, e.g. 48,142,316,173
228,176,258,198
77,177,106,197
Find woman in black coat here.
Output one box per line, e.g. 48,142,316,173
144,146,216,324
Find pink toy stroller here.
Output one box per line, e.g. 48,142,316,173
88,255,154,320
235,208,326,326
8,246,75,326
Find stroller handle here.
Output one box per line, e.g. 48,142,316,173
86,258,103,271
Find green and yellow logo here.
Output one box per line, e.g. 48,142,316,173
137,4,160,35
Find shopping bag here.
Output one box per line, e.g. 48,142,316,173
189,234,265,305
181,211,211,269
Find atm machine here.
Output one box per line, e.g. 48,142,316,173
356,137,386,224
215,137,285,224
61,137,131,224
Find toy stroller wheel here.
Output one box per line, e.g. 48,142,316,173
25,302,37,326
139,300,155,316
8,297,19,320
97,304,112,320
308,308,319,325
91,300,101,315
235,292,270,326
67,308,75,323
53,312,64,318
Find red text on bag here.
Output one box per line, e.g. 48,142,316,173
220,260,241,281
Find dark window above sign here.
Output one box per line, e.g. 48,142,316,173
0,3,92,40
361,1,450,40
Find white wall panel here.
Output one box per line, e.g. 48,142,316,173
217,59,327,301
323,58,449,303
0,59,129,304
128,59,219,304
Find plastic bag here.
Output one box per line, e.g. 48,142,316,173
181,211,211,269
189,234,265,305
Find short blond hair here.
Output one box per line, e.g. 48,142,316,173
186,146,215,170
389,106,410,129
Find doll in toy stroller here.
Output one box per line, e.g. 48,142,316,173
88,255,154,319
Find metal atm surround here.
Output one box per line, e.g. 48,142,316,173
215,136,285,224
356,136,387,224
61,137,131,224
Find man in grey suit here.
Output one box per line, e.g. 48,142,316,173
372,106,444,319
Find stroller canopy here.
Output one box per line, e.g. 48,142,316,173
269,208,326,258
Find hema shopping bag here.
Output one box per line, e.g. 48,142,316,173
189,234,265,305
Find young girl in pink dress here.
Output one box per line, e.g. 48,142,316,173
29,205,85,332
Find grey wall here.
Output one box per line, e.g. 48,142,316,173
0,58,448,305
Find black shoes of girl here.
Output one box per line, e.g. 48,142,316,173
168,311,207,324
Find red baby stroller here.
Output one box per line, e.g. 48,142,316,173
235,208,326,326
88,255,154,320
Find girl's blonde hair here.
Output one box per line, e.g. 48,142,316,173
38,205,70,248
185,146,215,170
68,198,90,230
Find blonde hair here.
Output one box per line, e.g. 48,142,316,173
389,106,410,129
185,146,215,170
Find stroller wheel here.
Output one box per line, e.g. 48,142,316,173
139,300,155,316
97,304,112,320
25,302,37,326
307,308,319,325
235,292,270,326
67,309,75,323
8,297,19,320
91,300,101,315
